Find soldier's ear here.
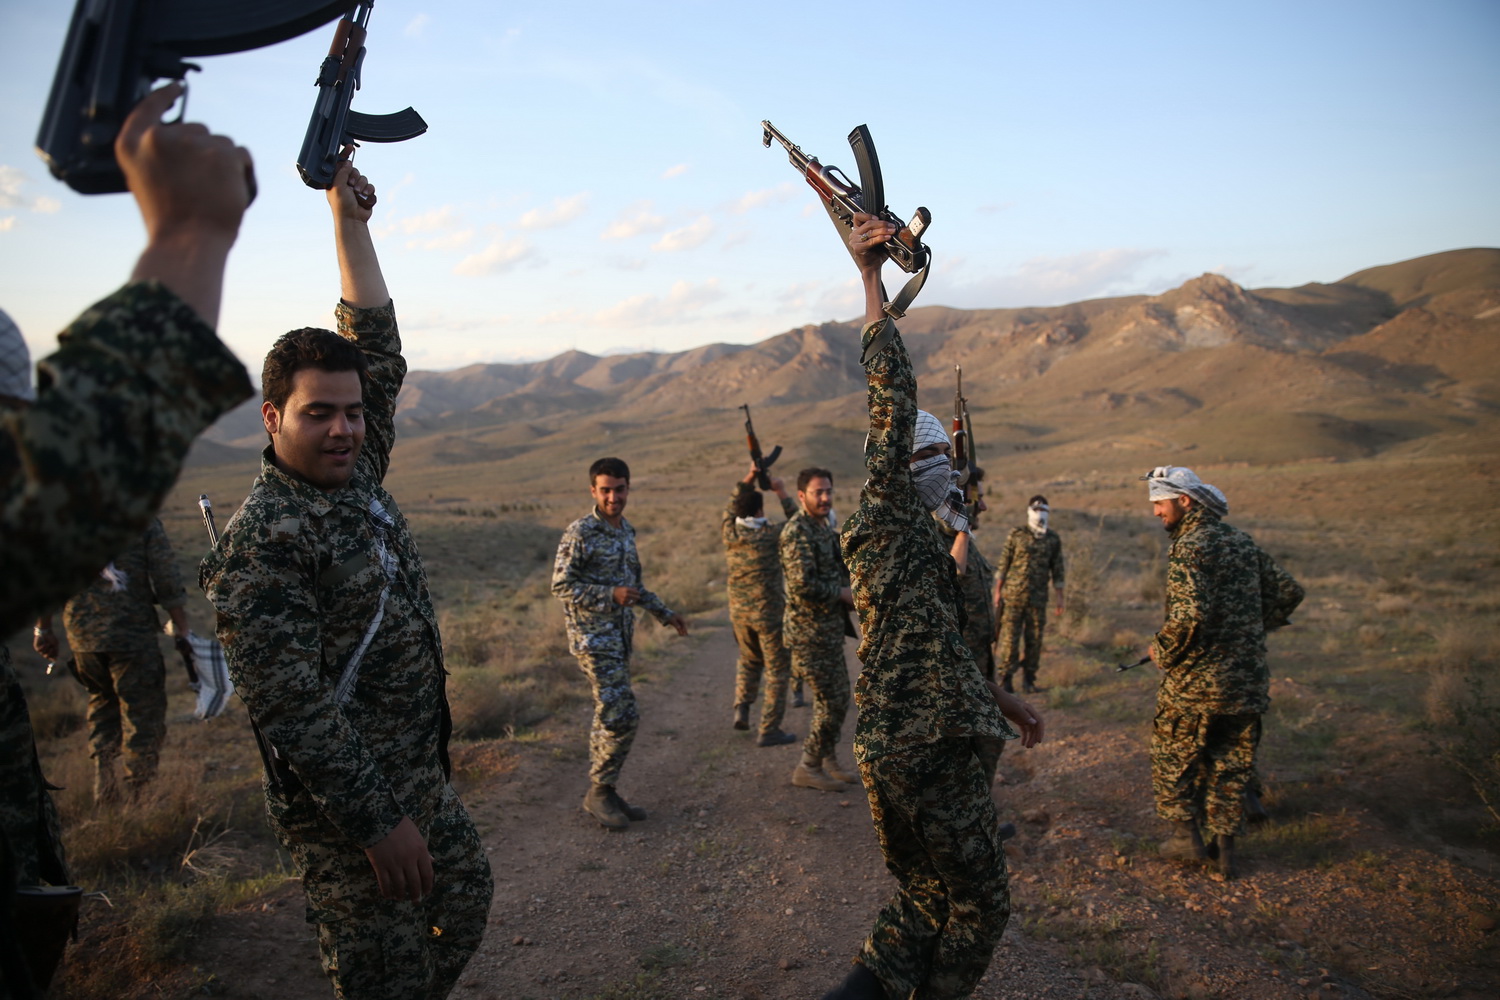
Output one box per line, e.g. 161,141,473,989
262,400,282,435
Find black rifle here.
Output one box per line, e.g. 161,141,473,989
296,2,428,205
36,0,352,195
761,120,932,322
1116,656,1152,673
739,404,782,491
952,364,976,516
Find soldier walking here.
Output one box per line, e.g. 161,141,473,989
780,468,857,792
201,162,492,1000
721,464,799,747
995,495,1066,693
34,519,190,803
553,457,688,830
1143,466,1303,879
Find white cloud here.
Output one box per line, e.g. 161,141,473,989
0,165,60,214
454,236,531,276
935,248,1168,308
395,206,461,234
592,279,725,327
600,200,665,240
0,217,14,232
720,230,751,251
405,14,429,37
662,164,689,179
730,181,797,214
652,216,713,252
517,192,589,230
406,229,474,251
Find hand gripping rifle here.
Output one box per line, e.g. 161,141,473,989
952,364,976,517
761,121,932,324
739,404,782,491
36,0,353,194
296,2,428,206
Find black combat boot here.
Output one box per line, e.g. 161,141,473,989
791,681,807,708
1001,674,1015,694
757,728,797,747
610,787,648,822
1214,834,1238,879
1244,788,1270,824
583,784,629,830
819,962,887,1000
732,703,751,730
1158,821,1208,862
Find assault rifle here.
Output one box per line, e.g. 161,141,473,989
1116,656,1152,673
36,0,352,194
296,2,428,205
761,120,932,321
739,404,782,491
952,364,976,514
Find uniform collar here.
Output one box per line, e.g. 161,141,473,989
258,445,368,517
589,507,630,533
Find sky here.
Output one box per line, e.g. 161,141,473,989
1,1,1497,372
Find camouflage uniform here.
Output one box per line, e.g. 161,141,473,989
202,302,491,1000
1150,504,1303,837
841,318,1019,1000
936,520,998,682
721,481,799,735
780,506,850,764
552,509,677,786
59,518,184,794
0,647,68,887
996,526,1065,688
1,282,252,637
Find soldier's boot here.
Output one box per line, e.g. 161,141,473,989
583,784,630,830
791,681,807,708
1214,834,1238,879
819,961,888,1000
824,751,858,785
792,756,850,792
93,757,122,808
610,788,648,822
1158,821,1209,862
1244,788,1270,824
1000,673,1015,694
732,703,751,731
1022,673,1045,694
757,728,797,747
997,821,1018,842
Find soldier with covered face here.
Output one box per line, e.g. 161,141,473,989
820,213,1045,1000
1143,466,1303,879
721,464,799,747
995,495,1065,694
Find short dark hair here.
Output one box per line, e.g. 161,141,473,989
1029,493,1048,507
797,467,833,491
730,488,765,519
968,465,986,484
262,328,368,411
590,457,630,485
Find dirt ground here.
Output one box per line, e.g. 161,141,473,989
63,609,1500,1000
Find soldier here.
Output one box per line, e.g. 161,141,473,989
938,466,997,682
1,82,254,637
1143,465,1303,879
824,212,1045,1000
33,519,191,804
553,457,688,830
201,162,492,1000
995,495,1066,694
721,464,799,747
781,467,857,792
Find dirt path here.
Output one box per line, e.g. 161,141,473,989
186,612,1499,1000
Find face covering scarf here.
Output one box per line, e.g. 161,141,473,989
912,455,969,533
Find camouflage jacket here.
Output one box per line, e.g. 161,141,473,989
0,647,68,885
937,518,997,662
61,518,185,652
552,509,673,657
1151,505,1304,715
841,320,1015,762
1,282,252,636
997,526,1065,607
780,507,847,641
202,301,451,849
721,481,798,626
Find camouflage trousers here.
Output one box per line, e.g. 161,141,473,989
787,625,848,762
857,738,1011,1000
72,649,167,793
997,603,1047,685
1,649,68,886
574,649,638,786
730,613,790,736
1151,708,1261,838
271,781,493,1000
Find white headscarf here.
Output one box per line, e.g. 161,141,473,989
1027,499,1049,537
1142,466,1228,517
911,409,968,531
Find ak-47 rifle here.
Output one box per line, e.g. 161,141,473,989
761,120,932,322
952,364,976,517
36,0,352,194
1116,656,1152,673
739,404,782,491
296,2,428,205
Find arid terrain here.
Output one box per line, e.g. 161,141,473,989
7,248,1498,999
